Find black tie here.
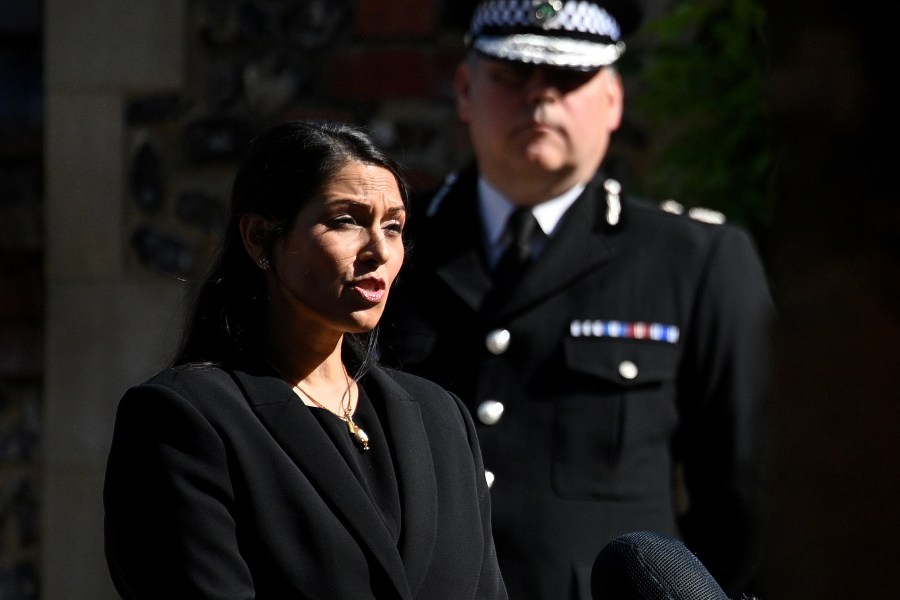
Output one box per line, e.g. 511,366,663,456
493,208,538,287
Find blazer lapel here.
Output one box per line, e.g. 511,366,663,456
436,251,493,312
364,366,438,597
232,369,414,599
420,166,495,313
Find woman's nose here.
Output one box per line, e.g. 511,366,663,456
360,229,390,263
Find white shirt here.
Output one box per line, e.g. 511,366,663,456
478,177,585,267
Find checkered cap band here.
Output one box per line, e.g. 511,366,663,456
468,0,625,68
471,0,622,42
473,34,624,69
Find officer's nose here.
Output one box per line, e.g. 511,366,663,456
526,70,561,105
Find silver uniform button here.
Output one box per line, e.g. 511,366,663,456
477,400,505,425
485,470,495,488
618,360,638,380
485,328,511,355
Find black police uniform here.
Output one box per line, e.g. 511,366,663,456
379,163,774,599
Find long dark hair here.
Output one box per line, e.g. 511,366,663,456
173,120,410,374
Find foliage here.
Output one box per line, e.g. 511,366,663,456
624,0,773,232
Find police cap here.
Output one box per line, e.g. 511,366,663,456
465,0,644,71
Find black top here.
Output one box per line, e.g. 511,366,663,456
309,383,401,542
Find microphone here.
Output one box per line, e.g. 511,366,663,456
591,531,730,600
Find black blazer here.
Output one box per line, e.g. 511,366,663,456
379,164,774,599
104,360,507,599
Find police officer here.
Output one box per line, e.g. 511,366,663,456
378,1,774,598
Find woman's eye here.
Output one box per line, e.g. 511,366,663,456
384,221,404,236
328,215,357,228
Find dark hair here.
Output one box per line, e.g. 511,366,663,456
173,120,410,373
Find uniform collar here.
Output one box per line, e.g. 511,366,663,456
477,176,586,251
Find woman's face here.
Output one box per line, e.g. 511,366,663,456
263,161,406,336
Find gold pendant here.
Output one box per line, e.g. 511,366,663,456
346,418,370,451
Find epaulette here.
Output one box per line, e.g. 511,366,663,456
659,199,726,224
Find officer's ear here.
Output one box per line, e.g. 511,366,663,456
454,59,473,124
239,213,275,266
602,67,625,131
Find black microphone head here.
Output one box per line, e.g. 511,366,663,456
591,531,731,600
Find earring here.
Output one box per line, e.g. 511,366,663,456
258,257,271,271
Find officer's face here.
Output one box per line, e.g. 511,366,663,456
455,55,623,202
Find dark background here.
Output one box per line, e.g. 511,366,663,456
761,1,900,597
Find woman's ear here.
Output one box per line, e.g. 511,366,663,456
239,213,273,267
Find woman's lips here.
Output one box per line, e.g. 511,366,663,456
352,278,387,303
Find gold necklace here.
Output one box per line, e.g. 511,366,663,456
293,368,370,452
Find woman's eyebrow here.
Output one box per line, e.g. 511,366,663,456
325,199,406,216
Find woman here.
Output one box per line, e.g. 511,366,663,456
104,120,507,599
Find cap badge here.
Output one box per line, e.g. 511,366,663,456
531,0,563,28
